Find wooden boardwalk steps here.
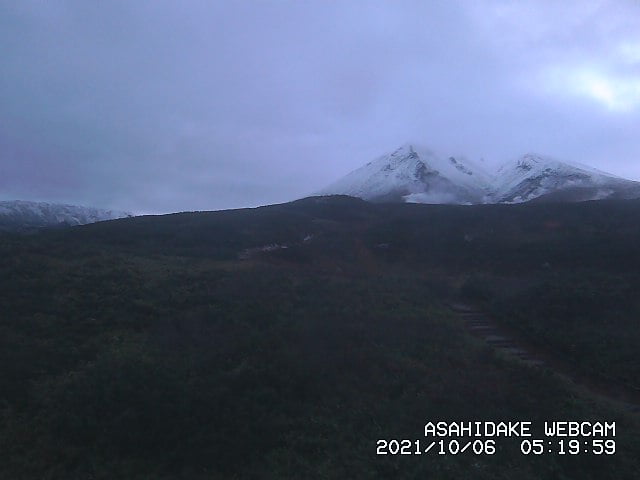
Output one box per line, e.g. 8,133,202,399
449,306,547,367
447,302,640,414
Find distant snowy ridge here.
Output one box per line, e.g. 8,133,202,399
319,145,640,205
0,200,133,231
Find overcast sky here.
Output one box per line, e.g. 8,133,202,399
1,0,639,213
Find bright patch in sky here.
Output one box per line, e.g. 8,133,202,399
576,71,640,111
541,66,640,112
585,77,616,107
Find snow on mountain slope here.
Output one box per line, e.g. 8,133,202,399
319,145,640,205
492,154,640,203
0,200,133,231
318,144,494,204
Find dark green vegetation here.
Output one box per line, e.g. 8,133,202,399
1,196,639,479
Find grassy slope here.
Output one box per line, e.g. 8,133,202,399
1,196,639,479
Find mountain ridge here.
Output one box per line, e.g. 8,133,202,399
0,200,133,232
319,144,640,204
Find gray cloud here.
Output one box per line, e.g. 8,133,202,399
1,0,639,213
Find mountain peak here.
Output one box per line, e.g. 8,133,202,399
318,144,494,204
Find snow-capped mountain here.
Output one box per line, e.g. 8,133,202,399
319,144,640,205
318,144,494,204
491,154,640,203
0,200,133,232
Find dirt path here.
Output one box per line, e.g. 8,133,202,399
448,302,640,415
